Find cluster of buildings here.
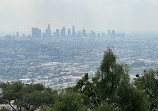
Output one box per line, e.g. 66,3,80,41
108,30,125,38
32,24,96,38
31,24,125,38
2,24,125,39
32,24,52,38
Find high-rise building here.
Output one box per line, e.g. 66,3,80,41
61,27,66,37
90,30,96,37
32,28,41,38
72,25,76,37
108,30,111,36
82,29,86,37
68,28,71,37
16,32,19,37
97,33,100,37
108,30,116,37
55,29,60,37
111,30,116,37
43,24,52,38
77,31,81,37
22,34,25,37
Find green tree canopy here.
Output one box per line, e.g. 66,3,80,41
52,91,86,111
96,48,149,111
0,82,57,111
96,48,130,102
135,69,158,110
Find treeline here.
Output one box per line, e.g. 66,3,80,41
0,48,158,111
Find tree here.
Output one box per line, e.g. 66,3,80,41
52,91,86,111
96,48,149,111
96,48,130,102
135,69,158,111
72,73,99,108
0,82,24,111
23,88,57,111
0,82,56,111
117,79,149,111
96,101,119,111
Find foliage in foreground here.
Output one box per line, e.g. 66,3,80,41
0,48,158,111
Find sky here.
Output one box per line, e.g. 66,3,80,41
0,0,158,33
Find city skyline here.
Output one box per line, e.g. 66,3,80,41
0,24,128,35
0,0,158,32
2,24,125,38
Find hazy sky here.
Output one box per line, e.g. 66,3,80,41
0,0,158,33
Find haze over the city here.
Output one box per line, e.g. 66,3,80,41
0,0,158,33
